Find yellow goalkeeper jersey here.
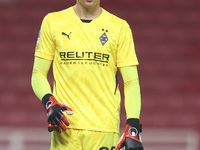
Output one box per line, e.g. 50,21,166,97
35,7,138,133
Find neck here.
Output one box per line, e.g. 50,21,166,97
73,4,102,20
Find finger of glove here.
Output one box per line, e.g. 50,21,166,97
56,111,70,126
61,114,70,126
59,121,67,131
47,120,53,132
116,140,125,150
118,142,125,150
52,120,61,133
116,144,125,150
54,112,69,131
54,114,62,126
61,105,74,115
53,114,69,131
116,133,126,150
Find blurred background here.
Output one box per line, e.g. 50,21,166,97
0,0,200,149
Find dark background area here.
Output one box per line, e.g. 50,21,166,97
0,0,200,148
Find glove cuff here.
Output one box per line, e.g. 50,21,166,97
42,93,53,109
126,118,142,133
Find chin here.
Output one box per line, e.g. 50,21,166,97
82,0,100,8
84,3,96,8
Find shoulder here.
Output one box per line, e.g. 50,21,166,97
102,9,128,26
43,7,74,22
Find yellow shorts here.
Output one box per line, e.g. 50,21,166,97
50,128,119,150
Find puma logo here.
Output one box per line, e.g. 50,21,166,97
62,32,72,40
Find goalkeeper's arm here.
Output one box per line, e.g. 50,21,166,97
31,56,52,100
31,56,73,133
120,66,141,119
116,66,143,150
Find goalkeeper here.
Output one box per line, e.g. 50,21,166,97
31,0,144,150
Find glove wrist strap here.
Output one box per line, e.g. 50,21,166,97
126,118,142,133
42,93,53,109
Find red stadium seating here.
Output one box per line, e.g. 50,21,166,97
0,0,200,143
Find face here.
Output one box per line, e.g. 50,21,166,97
77,0,100,8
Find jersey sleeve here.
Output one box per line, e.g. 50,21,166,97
35,14,55,60
117,22,139,67
119,66,141,119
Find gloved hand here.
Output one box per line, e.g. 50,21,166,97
42,94,73,133
116,118,143,150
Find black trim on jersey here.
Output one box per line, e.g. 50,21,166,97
114,72,118,95
81,19,92,23
54,79,57,95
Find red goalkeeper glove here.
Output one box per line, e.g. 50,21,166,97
116,118,143,150
42,94,73,133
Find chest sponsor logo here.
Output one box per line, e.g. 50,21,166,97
59,51,110,67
